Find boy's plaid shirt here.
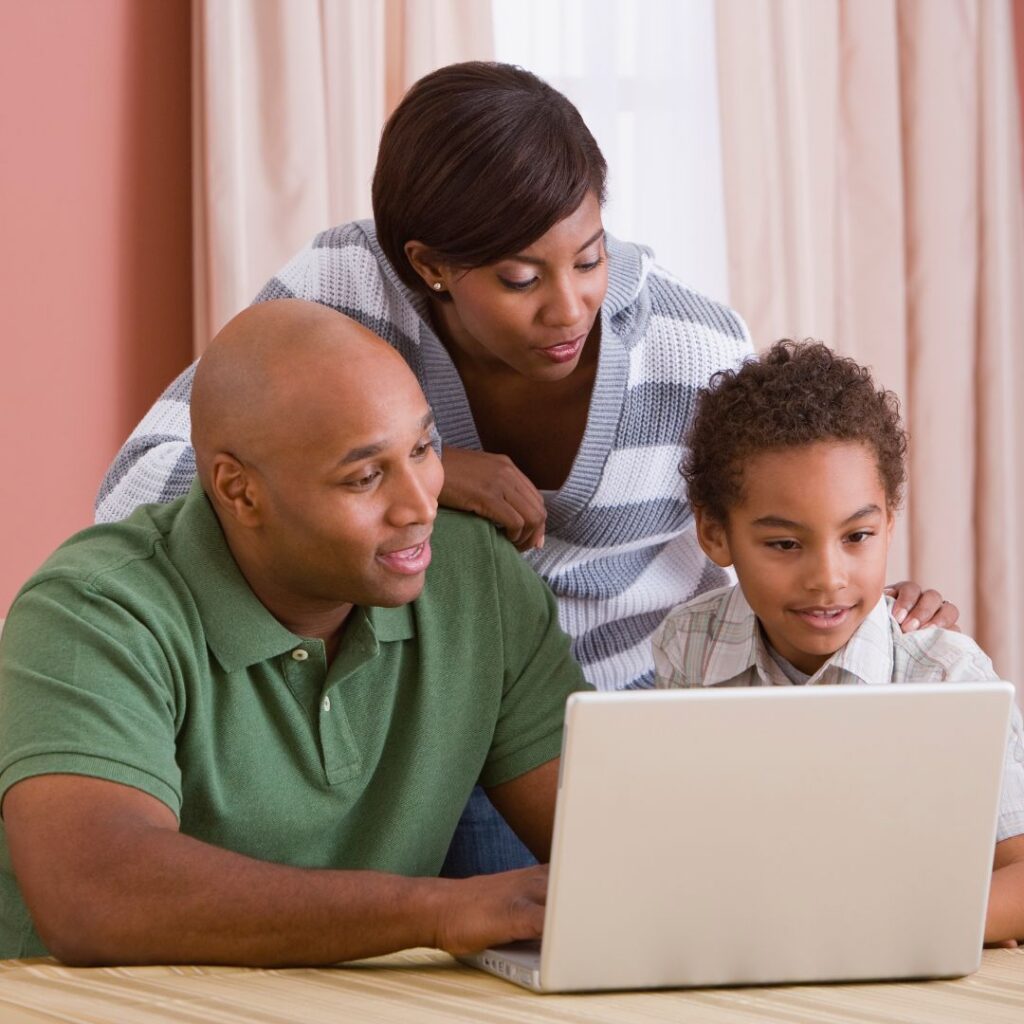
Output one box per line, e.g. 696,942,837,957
653,585,1024,841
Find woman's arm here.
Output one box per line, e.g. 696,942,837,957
440,445,547,551
884,582,960,632
95,363,197,523
95,229,347,525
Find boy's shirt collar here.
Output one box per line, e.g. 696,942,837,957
702,587,895,687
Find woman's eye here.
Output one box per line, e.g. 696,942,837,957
577,255,605,273
498,276,537,292
411,443,431,458
847,530,874,544
768,539,799,551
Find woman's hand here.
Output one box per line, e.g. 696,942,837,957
884,581,960,633
440,446,547,551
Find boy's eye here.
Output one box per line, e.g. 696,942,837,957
847,530,874,544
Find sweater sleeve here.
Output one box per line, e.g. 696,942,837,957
94,239,325,523
94,362,198,523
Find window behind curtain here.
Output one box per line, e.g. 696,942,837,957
493,0,730,303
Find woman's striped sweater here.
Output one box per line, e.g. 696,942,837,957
95,220,752,690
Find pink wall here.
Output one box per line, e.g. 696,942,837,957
1016,0,1024,187
0,0,193,613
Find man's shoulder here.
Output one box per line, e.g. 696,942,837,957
17,500,183,599
424,510,527,593
420,511,568,655
890,619,1000,682
430,507,499,552
6,498,194,652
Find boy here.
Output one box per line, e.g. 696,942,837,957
653,340,1024,945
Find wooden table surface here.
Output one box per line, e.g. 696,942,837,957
0,947,1022,1024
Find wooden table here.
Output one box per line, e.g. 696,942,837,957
1,948,1022,1023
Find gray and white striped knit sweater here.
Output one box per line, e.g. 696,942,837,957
96,220,752,690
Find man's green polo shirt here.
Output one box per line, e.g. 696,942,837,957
0,483,587,958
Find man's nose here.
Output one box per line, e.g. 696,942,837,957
388,464,438,526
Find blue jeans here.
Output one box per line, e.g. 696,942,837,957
440,785,539,877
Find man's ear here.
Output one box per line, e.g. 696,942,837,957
208,454,262,528
403,241,447,293
694,506,733,568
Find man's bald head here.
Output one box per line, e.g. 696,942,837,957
192,299,416,489
190,297,442,624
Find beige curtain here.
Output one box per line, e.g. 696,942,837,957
191,0,493,353
716,0,1024,685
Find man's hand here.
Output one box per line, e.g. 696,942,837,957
432,865,549,956
884,581,960,633
2,774,547,966
440,446,546,551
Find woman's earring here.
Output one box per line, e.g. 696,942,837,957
432,282,444,292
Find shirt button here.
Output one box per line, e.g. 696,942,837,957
291,648,309,662
321,696,331,712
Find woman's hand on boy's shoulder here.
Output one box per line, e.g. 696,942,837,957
884,581,960,633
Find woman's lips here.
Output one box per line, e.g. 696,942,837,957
376,541,432,575
790,606,854,630
536,335,585,364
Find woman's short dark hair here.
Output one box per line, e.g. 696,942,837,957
683,340,908,521
372,61,607,295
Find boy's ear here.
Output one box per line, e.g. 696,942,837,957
694,506,734,568
885,508,897,541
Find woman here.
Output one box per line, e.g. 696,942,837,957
97,62,956,872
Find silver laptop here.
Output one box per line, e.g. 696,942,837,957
461,683,1014,992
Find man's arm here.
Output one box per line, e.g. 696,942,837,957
486,758,559,862
4,774,547,966
985,834,1024,945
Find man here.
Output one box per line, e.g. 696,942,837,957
0,300,586,965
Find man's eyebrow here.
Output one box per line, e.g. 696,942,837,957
505,229,606,267
339,441,386,465
338,410,436,465
751,504,883,530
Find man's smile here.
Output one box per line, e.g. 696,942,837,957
376,539,432,575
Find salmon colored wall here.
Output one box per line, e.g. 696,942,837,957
0,0,193,613
1016,0,1024,186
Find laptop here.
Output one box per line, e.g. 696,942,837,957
461,682,1015,992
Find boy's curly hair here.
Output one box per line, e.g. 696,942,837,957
684,340,907,522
